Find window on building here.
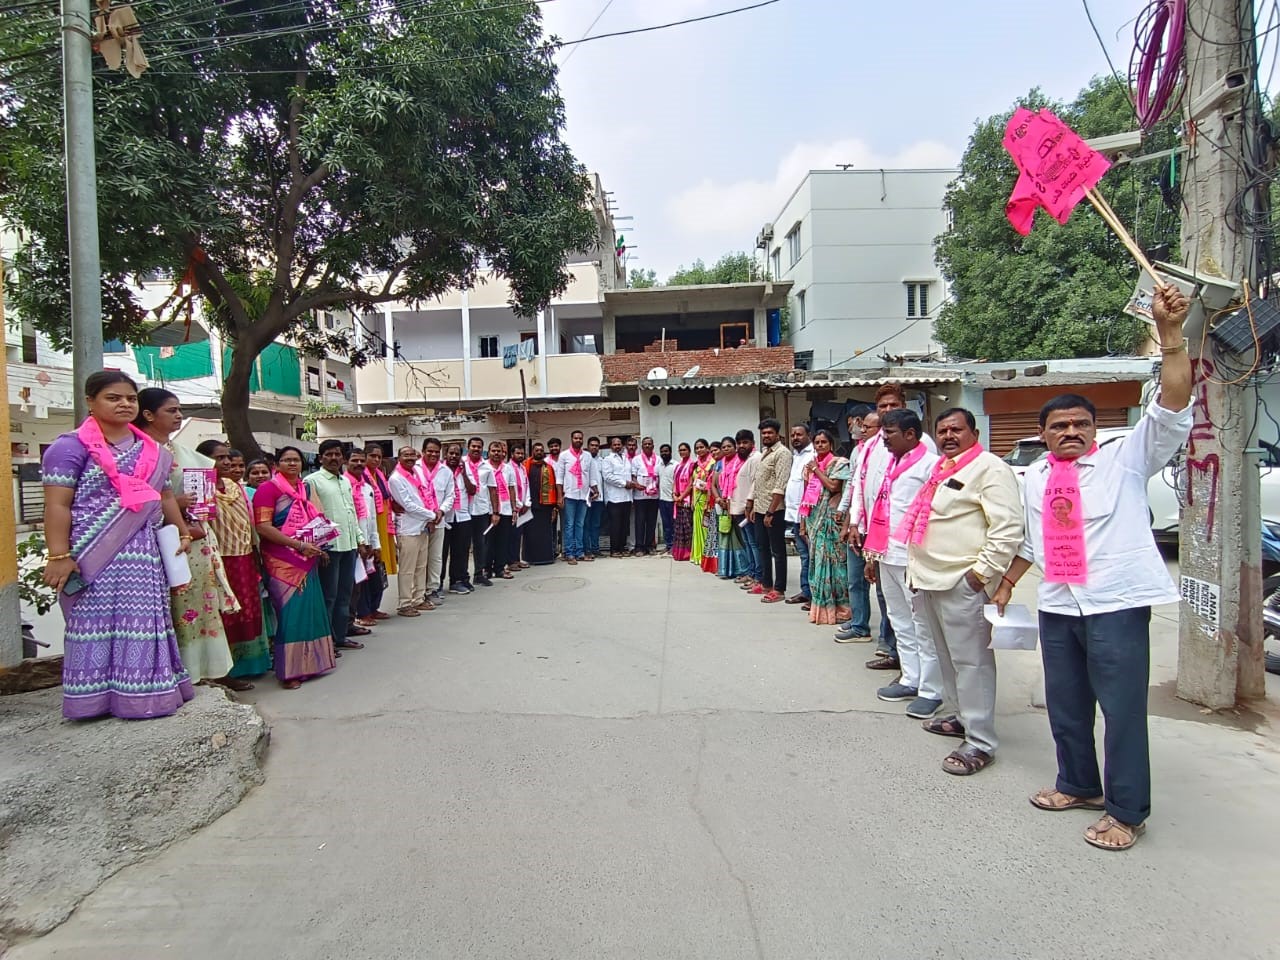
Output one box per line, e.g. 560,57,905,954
306,365,321,396
770,248,781,277
520,330,539,356
21,334,37,364
905,282,931,318
667,387,716,405
478,335,499,358
796,290,807,329
786,223,802,266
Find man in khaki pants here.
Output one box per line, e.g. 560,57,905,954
388,445,447,616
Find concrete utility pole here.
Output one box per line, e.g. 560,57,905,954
0,259,22,668
1176,0,1266,706
61,0,103,423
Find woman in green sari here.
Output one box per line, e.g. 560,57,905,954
689,439,714,568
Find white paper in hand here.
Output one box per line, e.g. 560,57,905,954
984,603,1039,650
157,524,192,588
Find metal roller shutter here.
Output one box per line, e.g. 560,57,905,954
987,408,1129,455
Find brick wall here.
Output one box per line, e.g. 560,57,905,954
602,345,795,385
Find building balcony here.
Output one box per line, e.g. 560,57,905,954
355,352,604,407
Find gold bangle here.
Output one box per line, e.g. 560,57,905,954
1160,338,1188,355
179,535,193,542
46,552,72,562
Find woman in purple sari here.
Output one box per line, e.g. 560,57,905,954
252,446,336,689
41,371,195,720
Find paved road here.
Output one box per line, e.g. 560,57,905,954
13,555,1280,960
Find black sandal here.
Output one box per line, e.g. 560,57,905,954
335,639,365,650
942,744,995,776
922,716,966,739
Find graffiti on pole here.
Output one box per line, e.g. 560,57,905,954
1185,356,1220,541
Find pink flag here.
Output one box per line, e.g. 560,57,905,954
1003,107,1110,235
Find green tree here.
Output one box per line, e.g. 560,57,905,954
0,0,596,457
628,267,658,288
666,251,761,285
934,78,1179,360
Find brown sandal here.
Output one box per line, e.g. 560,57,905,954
1083,815,1145,851
281,679,302,690
1030,788,1105,812
942,744,995,776
921,716,966,739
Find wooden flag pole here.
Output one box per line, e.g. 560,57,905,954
1085,187,1162,284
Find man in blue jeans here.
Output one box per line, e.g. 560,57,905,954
555,430,595,564
994,282,1192,852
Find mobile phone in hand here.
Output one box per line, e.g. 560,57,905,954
62,571,88,596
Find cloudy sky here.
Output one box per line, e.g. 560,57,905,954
540,0,1135,278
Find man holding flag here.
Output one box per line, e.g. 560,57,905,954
994,282,1192,851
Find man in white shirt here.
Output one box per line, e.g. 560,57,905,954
657,443,677,553
556,430,595,564
417,437,455,605
995,283,1192,852
445,443,474,594
585,436,605,558
631,436,662,555
546,436,563,556
461,436,498,587
858,409,944,720
834,413,879,643
601,435,634,557
784,425,815,604
485,441,517,580
388,445,437,616
729,429,761,582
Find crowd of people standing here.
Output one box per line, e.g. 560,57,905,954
44,284,1190,852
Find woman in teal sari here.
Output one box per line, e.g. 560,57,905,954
252,446,336,689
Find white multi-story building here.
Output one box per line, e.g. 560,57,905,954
759,168,956,369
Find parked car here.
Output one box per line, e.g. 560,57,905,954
1002,429,1280,543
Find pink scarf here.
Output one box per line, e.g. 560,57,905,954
798,452,834,517
346,471,371,521
863,444,928,556
76,418,161,512
492,461,511,503
719,453,744,501
638,451,659,495
275,473,322,537
855,433,883,504
369,466,388,514
674,457,694,497
895,444,985,546
566,448,585,485
396,462,437,513
452,467,468,512
1042,446,1095,584
511,460,527,501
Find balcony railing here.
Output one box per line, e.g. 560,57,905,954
356,353,603,405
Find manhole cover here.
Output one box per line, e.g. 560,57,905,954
524,577,588,593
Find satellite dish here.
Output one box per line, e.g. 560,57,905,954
683,364,701,378
646,367,668,380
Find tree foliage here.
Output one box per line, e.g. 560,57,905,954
628,267,658,288
666,251,761,286
0,0,596,455
934,78,1180,360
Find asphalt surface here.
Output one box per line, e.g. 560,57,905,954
11,553,1280,960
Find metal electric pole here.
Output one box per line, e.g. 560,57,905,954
1176,0,1266,707
61,0,103,422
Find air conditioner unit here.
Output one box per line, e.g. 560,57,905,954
755,222,774,250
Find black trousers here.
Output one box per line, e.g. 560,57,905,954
752,510,787,593
485,516,512,576
449,520,472,586
468,514,489,579
607,501,632,554
633,498,659,553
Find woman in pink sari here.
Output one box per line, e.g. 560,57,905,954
252,446,336,689
670,443,695,561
